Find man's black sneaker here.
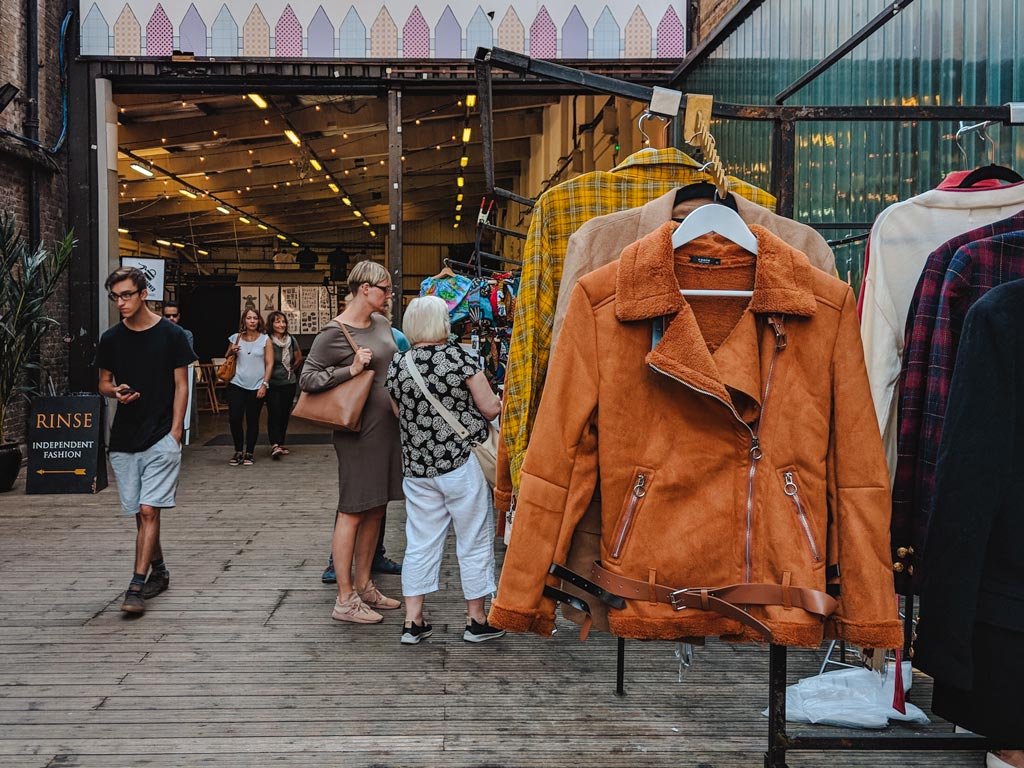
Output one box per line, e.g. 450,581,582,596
400,621,433,645
371,555,402,575
142,570,169,599
121,587,145,615
463,618,505,643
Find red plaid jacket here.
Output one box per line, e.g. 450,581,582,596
892,213,1024,593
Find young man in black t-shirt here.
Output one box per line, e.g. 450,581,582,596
96,267,196,614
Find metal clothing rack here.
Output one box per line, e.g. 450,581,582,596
475,47,1024,767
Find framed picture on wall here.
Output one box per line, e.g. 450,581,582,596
239,286,260,314
259,286,279,314
121,256,165,300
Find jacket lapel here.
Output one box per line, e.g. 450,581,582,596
617,221,817,416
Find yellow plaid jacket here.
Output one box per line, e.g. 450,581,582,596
501,149,776,496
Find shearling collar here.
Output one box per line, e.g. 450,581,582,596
615,221,818,322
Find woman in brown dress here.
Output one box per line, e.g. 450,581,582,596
298,261,404,623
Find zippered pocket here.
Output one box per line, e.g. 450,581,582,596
610,469,652,560
783,471,821,563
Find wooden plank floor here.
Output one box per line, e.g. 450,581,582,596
0,415,985,767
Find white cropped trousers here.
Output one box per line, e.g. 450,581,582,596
400,454,497,601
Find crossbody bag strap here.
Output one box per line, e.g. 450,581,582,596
403,350,471,440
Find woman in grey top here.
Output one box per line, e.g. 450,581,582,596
264,311,303,460
298,261,404,624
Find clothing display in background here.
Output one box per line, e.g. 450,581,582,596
419,272,475,322
498,148,777,512
490,222,902,650
858,176,1024,476
889,210,1024,592
913,279,1024,743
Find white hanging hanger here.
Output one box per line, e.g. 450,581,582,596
674,93,756,298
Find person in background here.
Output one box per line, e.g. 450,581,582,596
161,300,194,352
300,261,403,623
264,311,303,460
96,267,196,615
223,308,272,466
385,295,505,645
321,293,402,584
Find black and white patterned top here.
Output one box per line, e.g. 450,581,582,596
386,343,489,478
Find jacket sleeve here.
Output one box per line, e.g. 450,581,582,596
825,287,903,648
489,283,601,636
501,197,554,497
914,298,1014,690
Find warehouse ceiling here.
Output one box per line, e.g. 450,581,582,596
115,90,556,256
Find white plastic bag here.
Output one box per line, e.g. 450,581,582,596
761,665,929,729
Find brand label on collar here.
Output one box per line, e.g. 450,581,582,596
690,255,721,266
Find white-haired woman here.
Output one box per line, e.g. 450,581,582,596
299,260,404,624
385,295,504,645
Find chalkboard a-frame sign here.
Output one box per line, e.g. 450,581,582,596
26,395,108,494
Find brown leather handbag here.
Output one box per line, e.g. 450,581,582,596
215,353,237,383
292,321,374,432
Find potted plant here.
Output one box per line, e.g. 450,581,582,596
0,212,73,491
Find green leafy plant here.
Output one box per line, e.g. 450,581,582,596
0,212,73,444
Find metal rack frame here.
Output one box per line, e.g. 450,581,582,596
473,46,1023,767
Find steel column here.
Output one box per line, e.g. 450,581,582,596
770,120,796,219
387,89,404,324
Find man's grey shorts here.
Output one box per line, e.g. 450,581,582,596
109,433,182,515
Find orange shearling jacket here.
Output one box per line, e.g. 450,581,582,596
490,222,902,649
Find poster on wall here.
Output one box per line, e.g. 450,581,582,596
299,286,321,334
280,286,299,312
120,256,165,301
259,286,279,314
239,286,260,314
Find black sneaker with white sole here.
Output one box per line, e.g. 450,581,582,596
463,618,505,643
400,621,433,645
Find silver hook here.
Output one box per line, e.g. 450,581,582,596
954,122,969,168
637,112,653,146
979,124,998,164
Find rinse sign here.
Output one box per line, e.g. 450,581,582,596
26,395,108,494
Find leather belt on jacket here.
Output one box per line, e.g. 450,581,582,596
589,562,837,642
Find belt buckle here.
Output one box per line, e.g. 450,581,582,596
668,587,692,611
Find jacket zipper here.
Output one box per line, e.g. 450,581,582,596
649,316,786,583
784,471,820,562
611,472,647,559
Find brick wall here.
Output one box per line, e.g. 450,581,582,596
697,0,743,42
0,0,70,446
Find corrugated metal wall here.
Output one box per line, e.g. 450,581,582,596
683,0,1024,288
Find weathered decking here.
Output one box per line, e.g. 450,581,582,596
0,414,985,767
